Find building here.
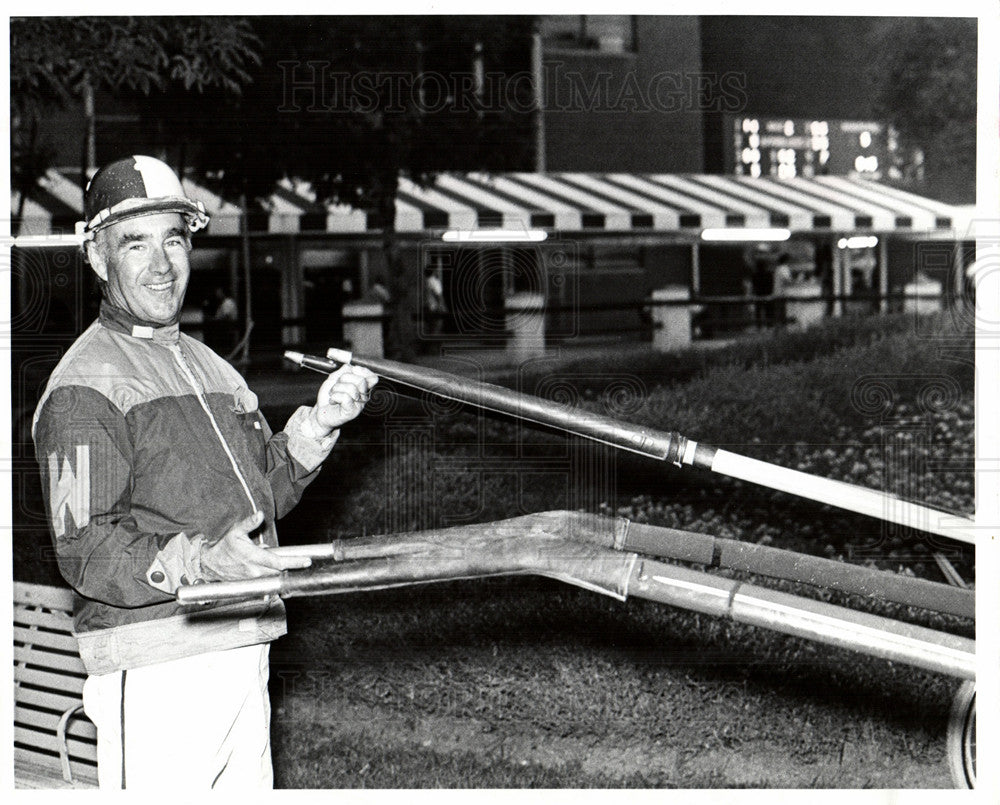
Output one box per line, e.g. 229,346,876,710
538,16,705,173
11,16,977,364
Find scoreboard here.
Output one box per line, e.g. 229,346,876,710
728,117,891,180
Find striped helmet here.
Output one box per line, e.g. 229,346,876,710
80,155,210,236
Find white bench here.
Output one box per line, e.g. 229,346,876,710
14,581,98,788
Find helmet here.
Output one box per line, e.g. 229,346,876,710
79,155,210,237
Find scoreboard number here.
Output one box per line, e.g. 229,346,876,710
733,117,890,180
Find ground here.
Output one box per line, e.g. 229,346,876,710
268,578,962,788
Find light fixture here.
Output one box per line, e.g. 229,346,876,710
442,229,548,243
700,228,791,242
2,234,86,248
838,236,879,250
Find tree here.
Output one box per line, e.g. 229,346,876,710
164,16,537,360
867,18,977,204
10,17,260,228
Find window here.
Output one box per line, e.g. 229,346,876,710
541,15,636,53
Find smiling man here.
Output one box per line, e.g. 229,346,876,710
92,215,192,323
31,156,377,789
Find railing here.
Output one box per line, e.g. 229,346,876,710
180,289,954,363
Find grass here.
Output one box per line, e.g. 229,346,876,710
272,728,744,788
268,576,960,787
272,729,762,788
496,311,961,393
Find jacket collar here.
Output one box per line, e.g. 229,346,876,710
99,300,181,344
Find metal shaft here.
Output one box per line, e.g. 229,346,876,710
178,512,975,680
621,520,974,619
271,513,974,618
709,449,976,544
285,349,975,545
286,350,684,460
629,557,974,681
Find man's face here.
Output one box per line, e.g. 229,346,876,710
90,212,192,325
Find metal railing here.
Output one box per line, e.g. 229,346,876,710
182,290,955,357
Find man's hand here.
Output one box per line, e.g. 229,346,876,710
198,511,311,582
309,363,379,436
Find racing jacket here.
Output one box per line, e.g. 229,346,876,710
32,301,337,674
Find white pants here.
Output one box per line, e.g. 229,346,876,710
82,643,273,789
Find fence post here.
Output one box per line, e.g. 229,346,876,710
342,300,385,357
505,291,546,360
904,273,943,315
785,279,825,330
650,286,692,352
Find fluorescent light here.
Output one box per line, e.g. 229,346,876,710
838,235,879,249
701,228,791,242
966,251,999,278
442,229,548,243
2,234,86,248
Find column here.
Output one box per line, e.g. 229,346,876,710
878,238,890,313
952,241,966,307
832,241,844,317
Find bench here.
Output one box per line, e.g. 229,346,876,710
14,581,98,789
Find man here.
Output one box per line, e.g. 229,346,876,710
31,155,377,789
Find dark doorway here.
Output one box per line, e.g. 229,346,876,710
250,266,283,352
304,266,352,350
445,247,506,342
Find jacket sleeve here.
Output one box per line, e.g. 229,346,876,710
262,405,339,520
33,385,206,605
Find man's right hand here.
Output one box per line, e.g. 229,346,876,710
198,510,311,582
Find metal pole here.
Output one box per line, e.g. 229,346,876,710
879,237,890,313
274,513,975,617
690,242,701,295
177,512,975,680
82,77,97,175
832,239,844,316
531,27,546,173
708,448,972,542
621,519,974,619
629,558,975,680
239,191,253,368
284,349,976,545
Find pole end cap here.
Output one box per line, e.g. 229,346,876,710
326,347,353,364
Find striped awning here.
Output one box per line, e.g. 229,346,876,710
11,169,973,240
9,168,243,238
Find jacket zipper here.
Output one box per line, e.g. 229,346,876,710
167,343,259,515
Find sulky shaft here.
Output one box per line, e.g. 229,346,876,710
284,349,976,545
